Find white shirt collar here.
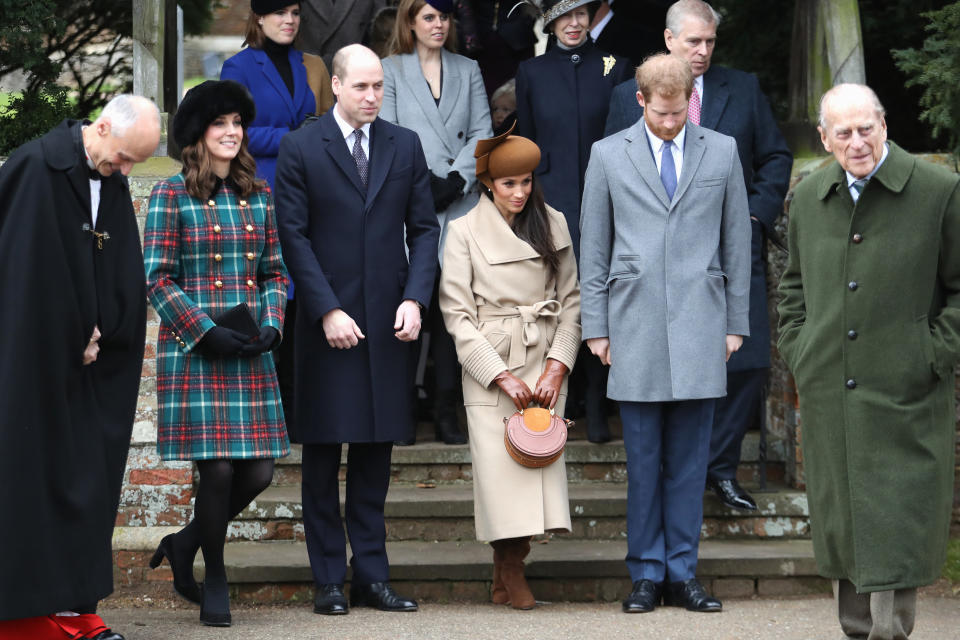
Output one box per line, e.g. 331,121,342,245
846,142,889,187
693,74,704,96
332,104,372,142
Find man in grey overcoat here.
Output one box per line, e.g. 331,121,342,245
778,83,960,640
580,53,750,614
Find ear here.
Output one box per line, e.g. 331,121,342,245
97,119,111,137
664,28,674,51
818,126,831,153
636,91,645,108
331,75,342,96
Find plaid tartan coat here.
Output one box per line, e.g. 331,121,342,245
144,174,290,460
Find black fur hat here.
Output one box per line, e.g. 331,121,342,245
251,0,297,15
172,80,256,150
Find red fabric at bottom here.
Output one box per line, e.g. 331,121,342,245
0,614,108,640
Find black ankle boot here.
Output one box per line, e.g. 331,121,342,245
434,389,466,444
199,578,231,627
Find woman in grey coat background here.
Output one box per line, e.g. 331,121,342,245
381,0,492,444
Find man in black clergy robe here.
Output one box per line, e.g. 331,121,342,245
0,95,160,640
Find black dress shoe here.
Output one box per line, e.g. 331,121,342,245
149,533,202,604
663,579,722,612
350,582,418,611
622,579,662,613
90,632,125,640
707,478,758,511
395,435,416,446
313,583,348,615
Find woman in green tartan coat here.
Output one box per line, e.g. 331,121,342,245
143,81,289,627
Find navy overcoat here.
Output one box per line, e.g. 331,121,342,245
275,113,440,443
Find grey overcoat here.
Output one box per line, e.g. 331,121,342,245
579,121,751,401
381,50,492,260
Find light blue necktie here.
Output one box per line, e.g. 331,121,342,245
660,139,677,201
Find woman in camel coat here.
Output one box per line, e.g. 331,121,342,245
440,127,581,609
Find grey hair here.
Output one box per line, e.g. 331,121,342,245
666,0,721,35
491,78,516,105
817,83,886,129
97,94,161,137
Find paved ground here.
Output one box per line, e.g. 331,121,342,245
101,595,960,640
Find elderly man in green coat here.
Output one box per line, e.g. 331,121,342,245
778,83,960,640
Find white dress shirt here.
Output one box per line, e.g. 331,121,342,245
333,104,371,159
81,129,101,227
847,143,889,203
693,74,704,108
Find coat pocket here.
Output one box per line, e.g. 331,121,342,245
606,254,642,283
696,176,724,188
916,315,940,380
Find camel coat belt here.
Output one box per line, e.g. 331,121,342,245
476,300,562,371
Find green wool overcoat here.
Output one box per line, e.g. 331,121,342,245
777,142,960,592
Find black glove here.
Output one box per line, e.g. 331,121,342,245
299,114,320,129
240,326,280,356
196,326,251,358
430,171,466,212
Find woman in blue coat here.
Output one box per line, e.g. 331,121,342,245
381,0,492,444
221,0,332,441
515,0,631,442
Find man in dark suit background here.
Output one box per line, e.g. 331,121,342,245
275,44,440,615
604,0,793,511
590,0,670,68
297,0,386,68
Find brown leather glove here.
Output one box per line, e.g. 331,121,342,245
533,358,568,409
493,370,533,412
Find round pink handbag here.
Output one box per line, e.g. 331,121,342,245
503,407,573,468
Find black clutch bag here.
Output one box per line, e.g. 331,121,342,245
212,303,259,338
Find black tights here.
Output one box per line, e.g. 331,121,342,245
174,458,274,583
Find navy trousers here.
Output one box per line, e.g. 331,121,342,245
708,368,766,481
301,442,393,586
620,399,715,583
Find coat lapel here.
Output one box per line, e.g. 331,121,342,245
365,118,395,209
436,50,463,140
700,67,729,130
253,48,296,123
624,121,671,210
321,114,366,196
400,54,452,154
467,196,540,265
672,125,706,206
290,49,311,116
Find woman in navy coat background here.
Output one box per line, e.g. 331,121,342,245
515,0,631,442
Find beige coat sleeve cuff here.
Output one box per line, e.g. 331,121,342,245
461,343,509,389
547,324,581,372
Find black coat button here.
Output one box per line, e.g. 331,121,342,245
847,329,858,340
457,131,464,139
848,281,858,291
852,233,863,244
571,54,581,64
447,158,454,165
846,379,857,389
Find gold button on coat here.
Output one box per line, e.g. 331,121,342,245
239,200,247,207
207,200,215,207
215,280,223,288
245,224,254,232
214,254,223,262
246,279,255,288
213,224,221,233
246,252,255,260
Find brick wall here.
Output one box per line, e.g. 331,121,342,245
209,0,251,36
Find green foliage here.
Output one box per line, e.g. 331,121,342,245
892,2,960,157
944,537,960,583
0,85,80,157
181,0,223,36
0,0,65,81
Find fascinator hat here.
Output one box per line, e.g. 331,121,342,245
510,0,600,34
474,122,541,190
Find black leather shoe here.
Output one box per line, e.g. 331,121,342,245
313,583,349,615
350,582,418,611
621,579,662,613
395,435,416,446
707,478,758,511
90,632,125,640
663,579,722,612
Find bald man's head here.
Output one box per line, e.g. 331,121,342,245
817,83,888,179
331,45,385,129
84,95,161,176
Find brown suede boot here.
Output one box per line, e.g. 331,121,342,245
490,543,509,604
496,537,536,609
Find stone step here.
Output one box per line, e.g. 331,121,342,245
114,531,826,602
271,432,787,487
225,484,809,543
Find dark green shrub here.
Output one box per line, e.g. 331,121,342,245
0,85,80,157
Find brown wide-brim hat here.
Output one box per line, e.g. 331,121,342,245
475,122,541,189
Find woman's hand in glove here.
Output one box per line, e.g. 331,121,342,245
493,370,533,412
533,358,568,409
196,326,250,358
240,326,280,356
